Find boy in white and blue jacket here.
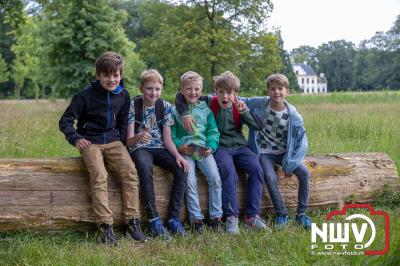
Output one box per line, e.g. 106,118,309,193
241,73,312,229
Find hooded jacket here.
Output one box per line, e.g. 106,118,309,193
59,80,130,146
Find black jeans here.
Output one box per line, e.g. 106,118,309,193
131,148,187,220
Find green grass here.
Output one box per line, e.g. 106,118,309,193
0,91,399,265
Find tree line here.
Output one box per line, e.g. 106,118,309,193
0,0,398,98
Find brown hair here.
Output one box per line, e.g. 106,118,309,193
180,71,203,89
139,69,163,88
95,51,124,76
214,71,240,92
266,73,289,90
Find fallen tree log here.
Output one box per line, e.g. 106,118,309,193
0,152,398,231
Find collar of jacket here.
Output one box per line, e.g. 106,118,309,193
92,79,125,94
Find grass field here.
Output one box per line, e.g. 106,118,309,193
0,91,399,265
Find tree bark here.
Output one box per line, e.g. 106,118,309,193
0,153,398,231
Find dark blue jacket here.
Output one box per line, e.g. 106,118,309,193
59,80,130,146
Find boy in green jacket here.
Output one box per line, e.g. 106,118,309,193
172,71,223,234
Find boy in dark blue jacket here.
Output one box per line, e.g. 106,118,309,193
59,51,146,245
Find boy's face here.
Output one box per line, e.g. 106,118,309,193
181,80,202,104
267,83,288,104
140,81,163,106
97,71,122,92
216,88,235,109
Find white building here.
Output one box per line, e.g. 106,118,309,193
292,63,328,94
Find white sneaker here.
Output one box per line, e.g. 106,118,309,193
226,215,239,235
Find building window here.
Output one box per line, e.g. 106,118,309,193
312,79,314,84
307,78,309,84
302,78,304,84
317,88,320,92
296,71,299,75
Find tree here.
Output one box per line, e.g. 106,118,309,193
316,40,356,91
11,15,42,99
275,30,299,91
0,54,8,84
120,0,278,92
290,45,319,73
38,0,144,97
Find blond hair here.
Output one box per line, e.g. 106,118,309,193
180,71,203,89
139,69,163,88
95,51,124,76
266,73,289,90
214,71,240,92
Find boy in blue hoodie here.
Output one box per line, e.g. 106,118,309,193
241,73,312,229
171,71,222,234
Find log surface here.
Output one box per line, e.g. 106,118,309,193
0,153,398,231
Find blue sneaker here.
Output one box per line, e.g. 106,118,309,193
295,214,312,230
166,218,187,236
274,215,290,229
150,217,170,240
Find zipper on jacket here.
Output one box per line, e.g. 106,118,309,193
104,92,111,144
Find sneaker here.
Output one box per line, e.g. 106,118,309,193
226,215,239,235
209,217,223,233
295,214,312,230
274,215,290,229
150,217,170,240
166,218,187,236
192,219,204,235
126,218,148,242
244,215,270,231
96,223,118,246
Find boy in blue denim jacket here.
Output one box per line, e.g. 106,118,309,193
241,73,312,229
171,71,223,234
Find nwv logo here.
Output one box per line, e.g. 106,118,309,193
310,204,390,256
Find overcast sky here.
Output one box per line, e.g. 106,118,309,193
269,0,400,51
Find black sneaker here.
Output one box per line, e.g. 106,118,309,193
192,219,204,235
209,217,223,233
126,218,148,242
96,223,118,246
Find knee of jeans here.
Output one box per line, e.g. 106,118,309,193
208,175,222,188
264,174,278,186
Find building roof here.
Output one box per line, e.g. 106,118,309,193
293,63,317,76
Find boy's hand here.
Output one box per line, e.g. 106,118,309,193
75,138,91,150
231,92,247,112
199,147,212,157
179,144,195,156
175,154,189,173
182,116,195,132
236,100,247,112
137,131,152,143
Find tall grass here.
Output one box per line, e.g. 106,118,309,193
0,91,399,265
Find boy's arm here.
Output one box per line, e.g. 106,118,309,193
238,96,265,112
59,94,85,146
240,109,261,130
170,115,183,149
175,92,209,132
163,125,189,173
175,92,209,116
205,111,220,152
116,92,131,145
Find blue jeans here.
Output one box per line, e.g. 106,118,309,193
259,153,310,216
214,146,264,218
185,155,223,221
